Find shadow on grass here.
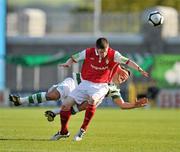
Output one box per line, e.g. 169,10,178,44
0,138,50,141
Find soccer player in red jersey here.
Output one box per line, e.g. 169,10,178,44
58,37,148,141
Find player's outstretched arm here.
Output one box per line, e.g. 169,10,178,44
113,97,148,109
59,50,85,68
126,60,149,77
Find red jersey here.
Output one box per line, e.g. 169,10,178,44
81,48,115,83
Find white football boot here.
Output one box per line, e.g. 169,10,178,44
73,128,86,141
50,131,70,141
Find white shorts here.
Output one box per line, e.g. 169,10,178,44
69,80,109,105
48,78,76,102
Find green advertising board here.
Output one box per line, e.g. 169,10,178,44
151,54,180,88
7,53,154,78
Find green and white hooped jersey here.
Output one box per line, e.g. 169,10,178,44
72,72,121,99
72,72,82,86
106,83,121,99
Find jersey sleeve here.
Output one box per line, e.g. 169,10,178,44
107,84,122,99
71,50,86,62
114,51,129,64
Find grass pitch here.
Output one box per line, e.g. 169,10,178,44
0,107,180,152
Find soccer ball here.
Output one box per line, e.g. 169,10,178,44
148,11,164,26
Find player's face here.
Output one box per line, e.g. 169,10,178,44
112,69,129,85
97,46,109,58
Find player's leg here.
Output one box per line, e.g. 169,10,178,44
9,92,47,106
50,96,75,140
51,81,90,141
74,102,96,141
59,96,75,133
57,80,91,135
50,78,78,138
74,81,108,141
10,77,75,106
9,86,60,106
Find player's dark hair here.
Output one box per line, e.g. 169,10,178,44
96,37,109,49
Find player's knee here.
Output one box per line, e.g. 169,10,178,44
89,99,98,105
61,105,71,111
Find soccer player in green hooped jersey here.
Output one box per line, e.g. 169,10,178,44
45,66,148,123
9,66,148,111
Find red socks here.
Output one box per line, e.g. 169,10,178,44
81,104,96,131
60,110,71,134
60,103,96,134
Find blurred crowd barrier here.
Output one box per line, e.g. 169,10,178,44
7,9,142,36
158,89,180,108
7,8,180,36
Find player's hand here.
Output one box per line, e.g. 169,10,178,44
134,97,148,108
